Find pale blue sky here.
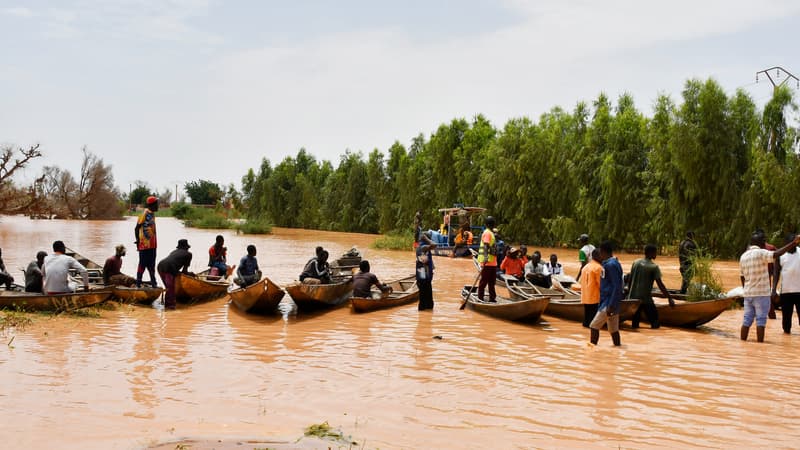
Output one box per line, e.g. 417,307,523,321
1,1,799,195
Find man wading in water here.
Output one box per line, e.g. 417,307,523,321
739,232,800,342
589,241,623,347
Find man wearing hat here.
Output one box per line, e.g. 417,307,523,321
576,234,595,281
500,246,525,282
134,195,159,288
103,244,136,287
157,239,194,309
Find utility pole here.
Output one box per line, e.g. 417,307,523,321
756,66,799,159
756,66,799,93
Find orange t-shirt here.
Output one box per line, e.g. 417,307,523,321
580,259,602,304
501,257,525,278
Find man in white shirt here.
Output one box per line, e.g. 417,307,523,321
525,251,551,288
740,232,800,342
42,241,89,294
772,233,800,334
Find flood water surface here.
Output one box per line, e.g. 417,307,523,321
1,216,799,449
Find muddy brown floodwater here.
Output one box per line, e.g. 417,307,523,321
1,215,800,449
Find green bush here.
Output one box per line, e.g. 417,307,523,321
170,202,194,220
686,248,725,301
372,231,414,250
235,218,273,234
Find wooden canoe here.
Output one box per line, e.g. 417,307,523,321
460,285,549,323
285,278,354,311
111,286,164,304
0,289,113,312
507,284,640,322
351,275,419,313
648,296,737,328
229,277,285,314
174,273,230,304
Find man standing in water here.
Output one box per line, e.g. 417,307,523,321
576,234,595,281
477,216,498,302
739,232,800,342
589,241,623,347
580,249,602,328
416,232,437,310
678,231,697,294
134,196,158,288
772,233,800,334
628,244,675,329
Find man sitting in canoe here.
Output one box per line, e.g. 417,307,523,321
157,239,194,310
451,224,473,258
24,251,47,293
0,248,15,290
524,251,552,288
42,240,89,294
103,245,137,287
299,249,331,284
499,247,525,283
234,244,262,288
352,260,391,298
208,235,234,279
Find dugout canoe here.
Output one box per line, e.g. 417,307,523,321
648,296,737,328
111,286,164,304
229,277,285,314
0,289,113,312
460,285,549,323
286,278,354,311
507,283,639,322
351,275,419,313
174,273,230,304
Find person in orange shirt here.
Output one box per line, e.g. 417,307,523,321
500,247,525,282
580,249,603,328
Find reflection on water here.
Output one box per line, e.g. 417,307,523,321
1,215,800,449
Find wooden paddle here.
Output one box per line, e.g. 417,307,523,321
460,269,482,310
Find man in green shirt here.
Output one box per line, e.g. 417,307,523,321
628,244,675,329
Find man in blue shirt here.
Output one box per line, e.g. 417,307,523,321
234,244,262,287
589,241,624,347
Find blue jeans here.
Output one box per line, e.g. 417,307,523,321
743,296,770,327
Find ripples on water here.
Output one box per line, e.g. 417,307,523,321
1,216,800,448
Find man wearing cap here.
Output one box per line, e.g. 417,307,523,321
576,234,595,281
500,246,525,282
42,240,89,294
157,239,194,309
477,216,498,302
134,196,159,288
103,244,136,287
24,251,47,293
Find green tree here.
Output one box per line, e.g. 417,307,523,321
184,179,224,205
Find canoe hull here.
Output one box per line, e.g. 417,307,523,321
544,299,641,323
652,297,736,328
111,286,164,304
286,279,354,311
229,277,285,314
0,289,112,312
461,286,549,323
351,275,419,313
174,274,229,304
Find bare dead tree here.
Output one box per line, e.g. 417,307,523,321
0,144,44,214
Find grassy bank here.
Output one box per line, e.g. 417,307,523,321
372,231,414,250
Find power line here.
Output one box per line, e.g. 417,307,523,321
755,66,799,91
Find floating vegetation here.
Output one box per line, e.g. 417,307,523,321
372,231,413,250
0,310,33,332
303,422,358,446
